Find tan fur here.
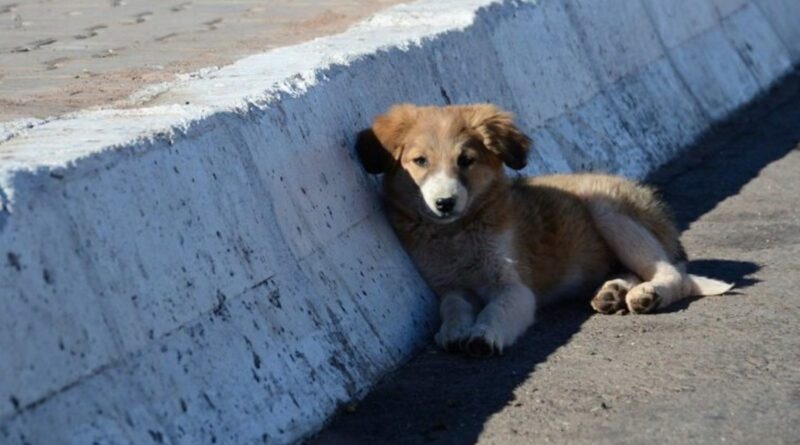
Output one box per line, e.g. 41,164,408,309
356,103,733,357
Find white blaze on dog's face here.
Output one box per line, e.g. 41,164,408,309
356,104,531,223
419,170,467,221
400,129,495,222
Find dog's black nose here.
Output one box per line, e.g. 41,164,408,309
435,197,456,214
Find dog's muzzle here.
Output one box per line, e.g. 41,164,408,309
421,171,468,220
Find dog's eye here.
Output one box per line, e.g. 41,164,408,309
412,156,428,167
458,154,475,168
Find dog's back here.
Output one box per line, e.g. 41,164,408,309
524,173,685,261
507,173,685,303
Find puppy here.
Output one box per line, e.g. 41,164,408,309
355,103,732,357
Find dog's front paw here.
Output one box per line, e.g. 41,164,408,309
435,322,473,353
626,283,662,314
465,324,504,358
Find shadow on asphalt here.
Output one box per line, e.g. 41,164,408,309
311,300,593,445
661,259,762,314
309,71,800,445
647,71,800,233
687,259,761,290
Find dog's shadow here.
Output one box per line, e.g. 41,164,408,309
311,72,800,445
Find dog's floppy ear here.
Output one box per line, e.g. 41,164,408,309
355,104,418,174
459,104,530,170
355,128,391,174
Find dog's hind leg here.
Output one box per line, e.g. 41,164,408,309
591,273,642,314
588,200,687,313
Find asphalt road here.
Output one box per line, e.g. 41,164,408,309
309,71,800,445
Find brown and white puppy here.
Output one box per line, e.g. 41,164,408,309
356,103,732,357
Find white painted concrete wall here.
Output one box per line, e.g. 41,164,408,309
1,0,798,443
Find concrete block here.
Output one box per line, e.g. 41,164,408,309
641,0,718,49
523,127,574,176
564,0,663,85
605,58,710,169
669,28,761,120
722,2,793,89
488,0,600,126
5,244,432,444
753,0,800,62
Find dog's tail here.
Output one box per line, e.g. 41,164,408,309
687,274,734,296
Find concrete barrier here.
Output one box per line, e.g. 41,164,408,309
1,0,798,443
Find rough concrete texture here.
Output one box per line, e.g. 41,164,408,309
310,70,800,445
1,0,799,444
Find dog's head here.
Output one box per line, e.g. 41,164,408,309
356,104,530,223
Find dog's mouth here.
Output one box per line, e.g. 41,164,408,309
419,205,464,224
427,213,461,224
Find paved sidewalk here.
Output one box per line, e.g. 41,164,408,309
0,0,405,121
309,72,800,444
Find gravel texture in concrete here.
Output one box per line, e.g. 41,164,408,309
309,71,800,445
